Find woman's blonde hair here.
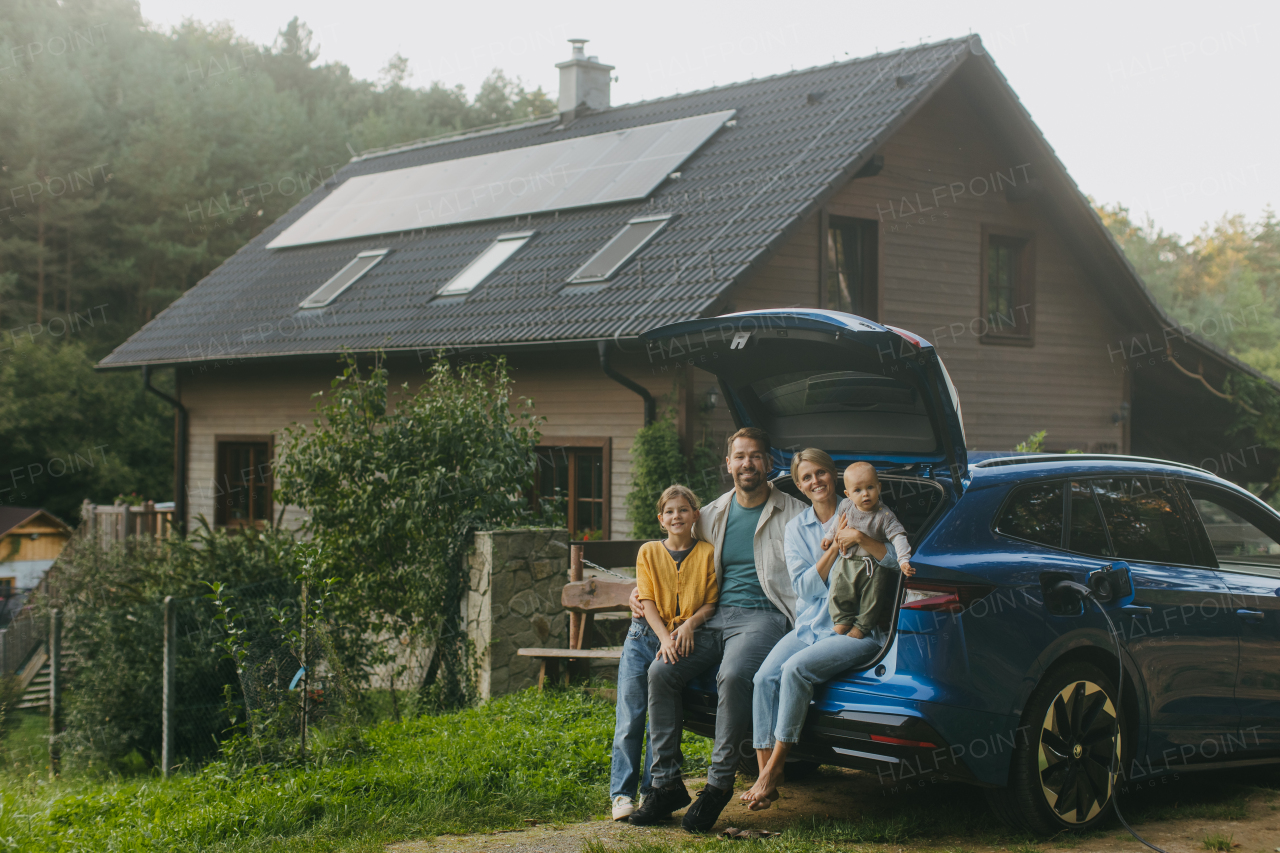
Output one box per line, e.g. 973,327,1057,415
655,484,701,515
789,447,837,484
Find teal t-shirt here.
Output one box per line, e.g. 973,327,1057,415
717,498,776,610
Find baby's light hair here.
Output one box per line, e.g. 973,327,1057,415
842,460,880,484
655,484,701,515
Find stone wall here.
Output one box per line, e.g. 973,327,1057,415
465,528,570,700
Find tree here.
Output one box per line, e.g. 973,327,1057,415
0,341,173,520
1098,203,1280,377
274,353,542,707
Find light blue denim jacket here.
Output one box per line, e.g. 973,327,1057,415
784,506,899,646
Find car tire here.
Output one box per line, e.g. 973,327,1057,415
985,661,1125,836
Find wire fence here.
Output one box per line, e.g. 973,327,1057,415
47,575,304,771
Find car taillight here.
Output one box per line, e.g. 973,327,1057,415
901,580,995,613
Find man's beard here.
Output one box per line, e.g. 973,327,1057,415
734,467,763,490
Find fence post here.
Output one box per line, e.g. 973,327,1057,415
49,609,61,777
162,595,175,779
299,582,307,760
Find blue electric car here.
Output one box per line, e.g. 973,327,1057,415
642,309,1280,835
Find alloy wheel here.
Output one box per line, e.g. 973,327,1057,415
1037,679,1120,824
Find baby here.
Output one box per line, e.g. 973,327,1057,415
821,461,915,636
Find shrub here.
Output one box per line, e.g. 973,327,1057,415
48,523,299,771
275,353,543,711
625,410,724,540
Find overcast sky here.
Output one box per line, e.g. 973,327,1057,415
140,0,1276,240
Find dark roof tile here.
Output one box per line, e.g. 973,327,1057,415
101,39,976,367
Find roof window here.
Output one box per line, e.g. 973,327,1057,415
299,249,388,308
567,215,672,285
437,231,534,297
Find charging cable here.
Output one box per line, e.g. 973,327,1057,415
1051,580,1170,853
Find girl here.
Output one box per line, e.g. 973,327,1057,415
609,484,717,821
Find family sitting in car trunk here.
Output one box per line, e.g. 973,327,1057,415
608,427,913,832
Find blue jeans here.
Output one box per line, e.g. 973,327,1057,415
648,606,788,791
610,619,659,800
752,627,885,747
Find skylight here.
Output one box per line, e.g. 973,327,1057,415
567,215,672,285
437,232,534,297
299,249,388,308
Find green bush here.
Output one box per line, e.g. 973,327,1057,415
50,524,300,772
625,410,724,540
275,353,543,710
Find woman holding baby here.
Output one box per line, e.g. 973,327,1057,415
741,449,915,810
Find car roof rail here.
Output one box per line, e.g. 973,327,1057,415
971,454,1213,476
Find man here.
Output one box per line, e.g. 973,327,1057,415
628,427,804,832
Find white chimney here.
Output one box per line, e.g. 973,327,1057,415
556,39,614,119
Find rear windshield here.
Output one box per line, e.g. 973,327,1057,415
743,368,936,455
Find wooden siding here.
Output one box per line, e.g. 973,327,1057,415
178,350,710,538
724,75,1128,454
1,526,69,562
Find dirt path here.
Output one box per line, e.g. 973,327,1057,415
389,766,1280,853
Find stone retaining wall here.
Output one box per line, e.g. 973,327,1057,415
465,528,570,699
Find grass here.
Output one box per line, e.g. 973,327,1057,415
1202,831,1234,851
0,689,712,853
4,693,1278,853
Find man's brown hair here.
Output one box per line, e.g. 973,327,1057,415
725,427,771,459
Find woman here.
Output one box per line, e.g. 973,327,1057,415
741,448,898,810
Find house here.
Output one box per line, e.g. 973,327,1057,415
0,507,71,595
99,36,1279,538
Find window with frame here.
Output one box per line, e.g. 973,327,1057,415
536,445,607,538
1088,476,1197,565
824,216,878,319
214,439,273,528
1186,484,1280,570
980,227,1034,343
994,480,1064,548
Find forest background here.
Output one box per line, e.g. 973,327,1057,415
1,0,1277,520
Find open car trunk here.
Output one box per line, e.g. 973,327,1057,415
645,311,971,744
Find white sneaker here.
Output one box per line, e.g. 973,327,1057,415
612,795,636,821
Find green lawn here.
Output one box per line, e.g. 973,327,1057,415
4,692,1276,853
0,689,711,853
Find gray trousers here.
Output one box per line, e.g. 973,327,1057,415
647,606,790,791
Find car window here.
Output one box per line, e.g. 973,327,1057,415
1068,481,1111,557
1091,476,1197,565
994,481,1063,548
1186,484,1280,572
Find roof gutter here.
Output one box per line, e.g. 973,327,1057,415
143,366,187,537
598,340,655,427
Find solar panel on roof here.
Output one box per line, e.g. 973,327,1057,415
267,110,735,249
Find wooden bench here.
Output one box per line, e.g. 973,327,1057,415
518,541,641,689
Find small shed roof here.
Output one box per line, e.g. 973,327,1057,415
0,508,72,537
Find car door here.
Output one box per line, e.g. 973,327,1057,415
1071,476,1239,764
1184,481,1280,755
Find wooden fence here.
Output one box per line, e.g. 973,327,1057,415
80,500,176,547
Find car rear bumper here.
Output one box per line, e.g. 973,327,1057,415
682,684,1021,788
